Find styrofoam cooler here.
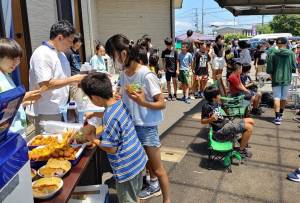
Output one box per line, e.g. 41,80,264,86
69,184,109,203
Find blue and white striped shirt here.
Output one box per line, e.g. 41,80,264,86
100,100,147,183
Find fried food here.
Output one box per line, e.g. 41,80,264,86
39,167,65,178
32,177,62,197
29,134,60,146
38,158,71,178
126,83,142,94
31,168,37,179
29,130,79,161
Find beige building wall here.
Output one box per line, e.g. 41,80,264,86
92,0,172,57
26,0,58,51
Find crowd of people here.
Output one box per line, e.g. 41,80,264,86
0,20,300,203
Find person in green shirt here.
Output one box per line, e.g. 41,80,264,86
266,37,297,125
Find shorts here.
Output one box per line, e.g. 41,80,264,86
116,170,143,203
135,126,161,147
212,57,226,70
195,67,208,76
179,70,190,85
256,64,266,73
272,85,290,100
165,71,177,82
214,119,245,142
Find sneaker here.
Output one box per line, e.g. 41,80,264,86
238,148,252,159
139,185,162,200
179,96,186,101
190,95,195,100
250,108,262,116
273,117,281,125
172,94,177,101
185,98,191,104
166,95,172,101
287,170,300,182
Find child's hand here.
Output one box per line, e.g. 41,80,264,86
126,89,146,106
210,113,219,121
81,124,97,142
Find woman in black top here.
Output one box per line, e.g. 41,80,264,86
254,44,267,81
210,35,225,80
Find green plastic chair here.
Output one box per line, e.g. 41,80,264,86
221,95,250,118
208,127,242,172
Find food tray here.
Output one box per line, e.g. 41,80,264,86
32,177,63,200
30,143,87,169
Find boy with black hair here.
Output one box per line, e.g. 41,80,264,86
201,85,254,158
81,72,147,203
192,42,208,98
267,37,297,125
178,41,193,104
161,37,178,101
228,62,262,115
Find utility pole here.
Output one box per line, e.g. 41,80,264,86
201,0,204,34
193,8,199,32
262,15,265,26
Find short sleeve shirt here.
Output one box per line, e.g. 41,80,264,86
228,73,242,95
179,52,193,71
161,48,178,73
202,102,227,132
29,42,71,115
100,100,147,183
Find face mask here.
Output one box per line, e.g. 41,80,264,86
114,60,125,71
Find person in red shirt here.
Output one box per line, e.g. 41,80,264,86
228,62,262,115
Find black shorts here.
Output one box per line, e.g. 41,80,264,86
195,67,208,76
165,71,177,81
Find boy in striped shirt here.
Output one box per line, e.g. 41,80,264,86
80,72,147,203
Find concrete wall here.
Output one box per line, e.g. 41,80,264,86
26,0,58,50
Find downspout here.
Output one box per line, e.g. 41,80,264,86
170,0,174,39
87,0,94,58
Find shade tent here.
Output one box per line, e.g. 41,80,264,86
175,33,215,42
215,0,300,16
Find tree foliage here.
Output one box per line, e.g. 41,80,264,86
269,15,300,36
256,24,273,34
224,33,248,44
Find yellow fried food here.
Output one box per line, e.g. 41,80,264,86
29,134,60,146
32,177,62,197
39,167,64,178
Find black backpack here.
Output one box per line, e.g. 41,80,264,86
261,92,274,108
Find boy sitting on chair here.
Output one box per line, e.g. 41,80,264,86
201,85,254,158
228,62,263,115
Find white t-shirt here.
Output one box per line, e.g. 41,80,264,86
119,65,163,126
29,42,71,115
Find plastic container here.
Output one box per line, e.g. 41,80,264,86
80,62,92,74
69,184,109,203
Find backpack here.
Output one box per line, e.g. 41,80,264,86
261,92,274,108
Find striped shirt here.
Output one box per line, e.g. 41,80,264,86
100,100,147,183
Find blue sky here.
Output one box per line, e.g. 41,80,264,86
175,0,273,36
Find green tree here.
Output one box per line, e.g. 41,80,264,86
270,15,300,36
224,33,248,44
256,24,273,34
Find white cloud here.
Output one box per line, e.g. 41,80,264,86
175,20,194,33
209,21,236,27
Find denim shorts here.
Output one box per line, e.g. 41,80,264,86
272,85,290,100
135,126,161,147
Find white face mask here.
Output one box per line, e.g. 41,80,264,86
114,60,125,71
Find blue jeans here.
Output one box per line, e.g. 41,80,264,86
272,85,290,100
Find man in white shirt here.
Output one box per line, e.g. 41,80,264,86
29,20,85,133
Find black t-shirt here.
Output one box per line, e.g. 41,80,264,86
213,43,224,57
202,102,228,132
161,48,178,73
254,50,267,65
193,51,208,75
65,48,81,75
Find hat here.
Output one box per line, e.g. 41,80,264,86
276,37,288,45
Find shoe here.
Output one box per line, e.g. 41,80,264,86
166,95,172,101
139,185,162,200
273,117,281,125
287,170,300,182
238,148,252,159
185,98,191,104
296,110,300,116
172,94,177,101
190,95,195,100
179,96,186,101
250,108,262,115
